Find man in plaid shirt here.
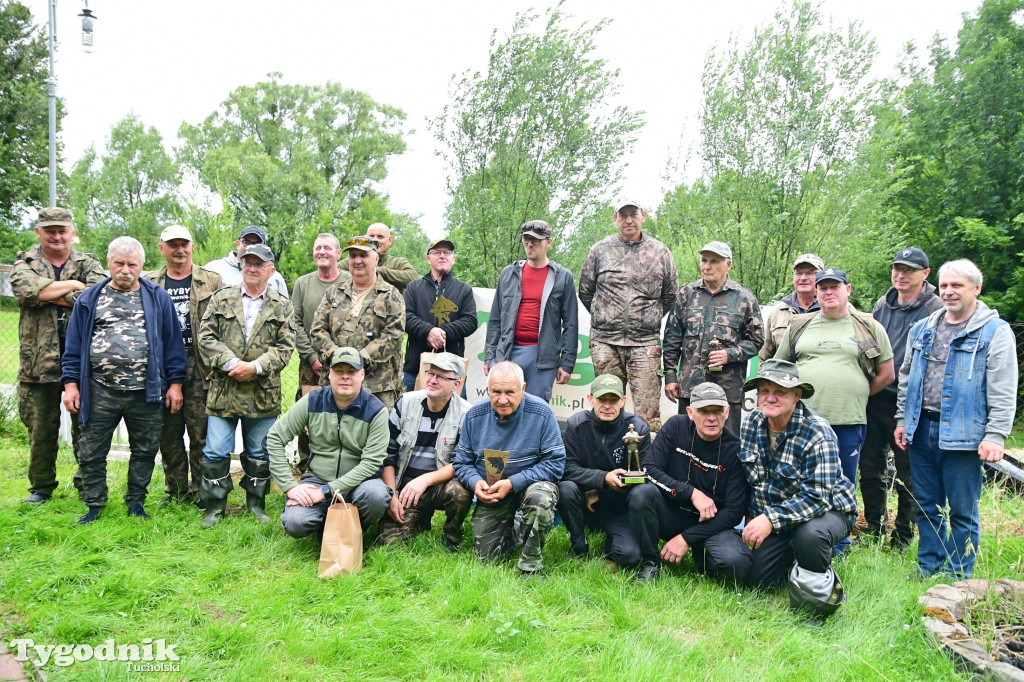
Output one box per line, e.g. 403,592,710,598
737,359,857,604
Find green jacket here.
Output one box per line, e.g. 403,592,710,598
144,263,224,385
266,386,388,495
198,285,295,418
309,275,405,395
11,245,105,383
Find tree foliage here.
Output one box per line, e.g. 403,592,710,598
433,4,643,287
889,0,1024,321
0,0,61,224
658,1,890,305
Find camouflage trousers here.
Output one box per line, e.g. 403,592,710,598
374,389,400,413
589,340,664,432
471,480,558,573
159,373,208,498
378,478,473,546
18,382,82,496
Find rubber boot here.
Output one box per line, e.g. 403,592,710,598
200,459,233,528
239,454,271,525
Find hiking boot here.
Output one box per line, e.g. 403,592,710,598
127,501,151,520
23,493,51,504
635,561,660,583
77,507,103,525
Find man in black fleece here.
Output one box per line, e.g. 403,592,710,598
632,383,751,583
557,374,652,573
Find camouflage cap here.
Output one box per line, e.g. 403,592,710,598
238,225,268,243
159,224,192,242
742,359,815,398
699,241,732,260
793,253,824,271
345,235,379,253
330,347,363,370
590,374,624,399
426,352,465,380
36,207,74,228
689,382,728,408
427,238,455,254
521,220,553,240
242,243,274,262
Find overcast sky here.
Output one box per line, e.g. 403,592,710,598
25,0,978,237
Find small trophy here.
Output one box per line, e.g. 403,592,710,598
620,424,647,485
708,336,723,372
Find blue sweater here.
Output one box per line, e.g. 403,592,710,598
453,393,565,493
62,277,187,425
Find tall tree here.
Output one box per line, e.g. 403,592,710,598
68,113,180,258
432,4,643,287
658,1,889,304
0,0,61,223
890,0,1024,321
177,72,409,281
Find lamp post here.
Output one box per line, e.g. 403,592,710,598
47,0,98,206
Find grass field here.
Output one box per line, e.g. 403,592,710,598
2,442,1023,681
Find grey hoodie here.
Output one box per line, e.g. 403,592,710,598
871,281,943,397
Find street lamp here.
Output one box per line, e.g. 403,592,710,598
47,0,98,206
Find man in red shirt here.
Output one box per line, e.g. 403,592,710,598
485,221,578,402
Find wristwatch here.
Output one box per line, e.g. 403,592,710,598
320,484,332,497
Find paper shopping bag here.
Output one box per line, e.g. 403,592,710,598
317,493,362,578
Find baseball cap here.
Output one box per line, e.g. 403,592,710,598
794,253,825,271
590,374,624,399
698,241,732,260
238,225,268,243
427,238,455,254
815,268,848,285
242,244,274,262
742,359,815,397
521,221,553,240
689,382,728,408
160,225,193,242
426,352,465,380
891,247,929,270
614,198,644,213
330,347,363,370
36,207,74,228
345,235,379,253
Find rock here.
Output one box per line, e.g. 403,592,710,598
927,584,969,605
989,661,1024,682
918,594,967,622
954,579,1008,597
921,616,969,639
942,638,994,675
996,579,1024,600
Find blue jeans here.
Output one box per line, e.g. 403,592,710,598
909,415,984,578
831,424,865,553
509,345,558,403
203,415,275,463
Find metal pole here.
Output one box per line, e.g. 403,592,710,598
47,0,57,207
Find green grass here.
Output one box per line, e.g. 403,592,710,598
3,443,1023,680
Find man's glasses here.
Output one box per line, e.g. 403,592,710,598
429,249,453,257
522,236,542,245
425,370,457,383
241,261,271,270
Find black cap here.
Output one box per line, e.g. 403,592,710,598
815,268,848,285
891,247,929,270
239,225,268,243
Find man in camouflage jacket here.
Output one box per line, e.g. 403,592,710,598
144,224,225,503
197,243,295,527
12,207,105,504
578,199,678,432
663,241,763,435
310,236,405,411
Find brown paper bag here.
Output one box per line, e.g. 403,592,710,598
414,350,470,390
317,493,362,578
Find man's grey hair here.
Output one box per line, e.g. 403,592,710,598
315,233,341,250
489,361,525,389
938,259,983,288
107,236,145,264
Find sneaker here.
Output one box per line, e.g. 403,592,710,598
127,502,151,520
77,507,102,525
23,493,51,504
635,561,660,583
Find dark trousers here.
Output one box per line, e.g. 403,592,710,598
557,480,649,568
77,380,162,507
677,398,742,437
630,483,752,582
18,381,82,496
158,369,208,497
860,392,914,543
747,510,855,589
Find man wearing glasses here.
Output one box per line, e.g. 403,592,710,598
340,222,418,294
402,238,477,393
311,236,405,411
485,221,578,402
759,253,824,361
204,225,288,295
197,244,295,527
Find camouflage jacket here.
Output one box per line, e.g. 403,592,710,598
144,263,224,385
198,285,295,418
578,232,678,346
340,252,418,295
309,275,405,395
663,277,764,403
11,245,105,383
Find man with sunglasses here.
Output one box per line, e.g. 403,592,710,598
204,225,288,295
485,221,578,402
311,236,405,411
403,238,477,393
340,222,418,294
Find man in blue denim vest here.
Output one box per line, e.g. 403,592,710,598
895,259,1018,579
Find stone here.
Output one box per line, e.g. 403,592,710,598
954,579,1008,598
942,638,994,676
927,584,969,606
996,579,1024,600
919,594,967,622
989,661,1024,682
921,616,969,639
